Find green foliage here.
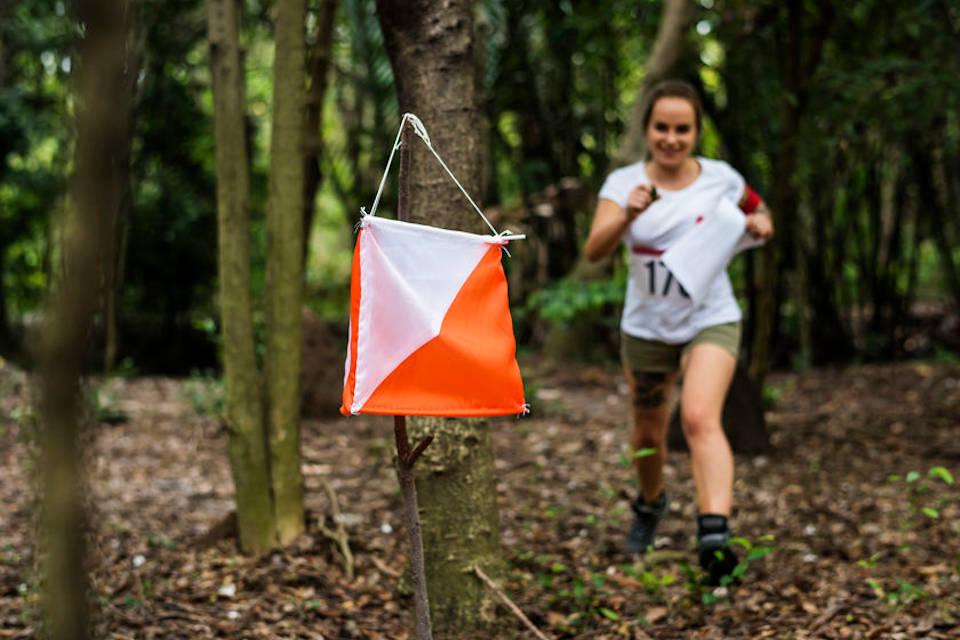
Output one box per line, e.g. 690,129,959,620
928,466,955,485
681,534,776,605
621,562,677,598
888,465,956,528
1,0,956,373
618,446,657,470
762,384,782,410
486,0,658,201
0,0,72,333
525,270,626,329
866,577,929,607
511,551,630,632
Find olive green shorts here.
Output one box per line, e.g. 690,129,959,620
620,322,742,374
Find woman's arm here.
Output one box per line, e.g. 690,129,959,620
584,185,655,262
739,187,774,240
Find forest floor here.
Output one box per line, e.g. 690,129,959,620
1,356,959,639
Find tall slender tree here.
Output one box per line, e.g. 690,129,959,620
101,1,138,375
206,0,310,552
302,0,338,264
37,0,129,636
748,0,832,380
207,0,275,555
265,0,308,545
376,1,503,635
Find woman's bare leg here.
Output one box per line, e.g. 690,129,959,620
679,344,736,515
623,368,677,502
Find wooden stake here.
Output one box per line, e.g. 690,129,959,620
393,126,434,640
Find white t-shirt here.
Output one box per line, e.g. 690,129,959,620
598,157,746,344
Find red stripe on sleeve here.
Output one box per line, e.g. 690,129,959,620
740,185,761,214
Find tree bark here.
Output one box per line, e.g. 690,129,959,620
613,0,693,167
376,1,504,635
37,0,128,636
265,0,307,545
301,0,338,266
207,0,275,555
102,0,139,374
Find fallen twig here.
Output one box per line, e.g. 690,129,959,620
318,478,355,580
472,565,553,640
370,555,402,579
809,600,845,633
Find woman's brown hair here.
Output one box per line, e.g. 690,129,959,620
641,80,704,134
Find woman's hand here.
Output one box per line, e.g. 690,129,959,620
745,212,774,240
625,184,657,221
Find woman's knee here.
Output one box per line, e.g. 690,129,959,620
630,424,665,451
681,405,722,442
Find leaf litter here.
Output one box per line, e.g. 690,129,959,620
0,359,958,638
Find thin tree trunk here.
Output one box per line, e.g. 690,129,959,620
928,147,960,307
0,247,14,355
265,0,307,545
0,8,15,355
103,1,138,374
749,0,831,380
207,0,275,555
38,0,128,636
376,1,504,635
301,0,337,266
800,150,853,365
613,0,693,167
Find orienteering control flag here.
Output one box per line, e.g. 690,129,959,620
341,215,526,417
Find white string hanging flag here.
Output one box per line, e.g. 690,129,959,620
342,113,528,418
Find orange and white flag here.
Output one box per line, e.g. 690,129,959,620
340,215,526,417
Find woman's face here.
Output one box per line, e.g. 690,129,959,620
645,96,698,170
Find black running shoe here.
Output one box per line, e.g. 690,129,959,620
697,514,739,586
626,492,668,553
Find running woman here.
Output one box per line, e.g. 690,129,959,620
584,80,774,584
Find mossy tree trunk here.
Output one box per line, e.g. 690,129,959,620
375,1,504,635
408,418,503,633
265,0,307,545
37,0,129,636
207,0,276,555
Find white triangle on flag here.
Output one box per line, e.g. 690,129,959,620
351,216,491,413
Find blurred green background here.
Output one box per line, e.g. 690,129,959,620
2,0,958,374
